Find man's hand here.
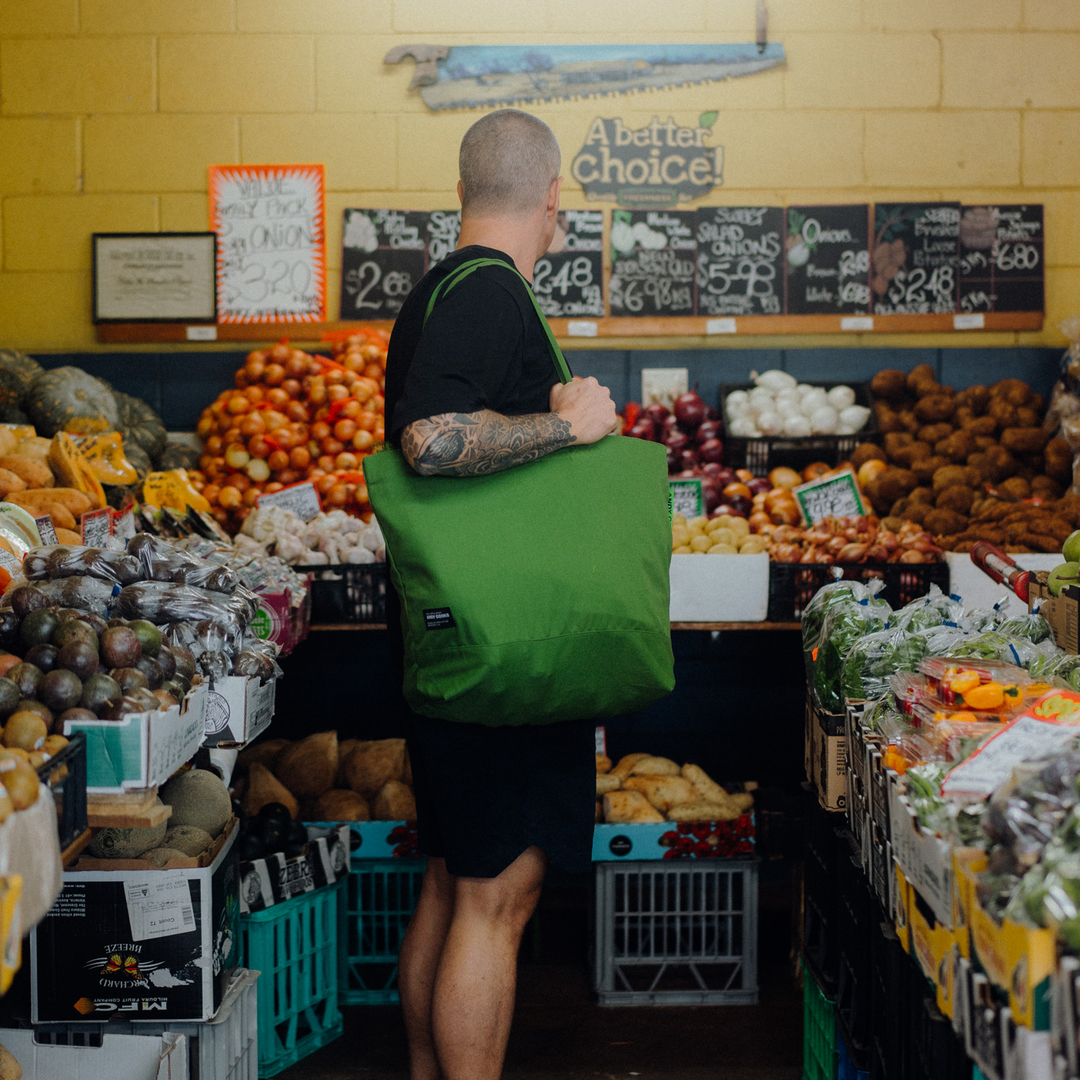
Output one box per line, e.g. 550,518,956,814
549,377,618,445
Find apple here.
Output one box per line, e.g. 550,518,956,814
746,477,772,496
717,496,751,517
1048,561,1080,597
1063,531,1080,564
698,437,725,465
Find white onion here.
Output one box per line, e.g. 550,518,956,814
774,389,801,414
839,404,871,432
827,385,856,411
783,414,812,437
725,389,749,411
748,386,775,409
756,410,783,436
810,406,839,434
754,369,797,393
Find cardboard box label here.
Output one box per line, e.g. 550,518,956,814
202,676,276,748
125,878,196,942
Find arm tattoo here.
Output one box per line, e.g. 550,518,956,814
401,410,576,476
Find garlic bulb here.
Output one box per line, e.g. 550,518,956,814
756,410,783,436
754,369,798,393
839,404,871,432
827,385,856,411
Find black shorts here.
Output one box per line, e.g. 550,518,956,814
405,712,597,879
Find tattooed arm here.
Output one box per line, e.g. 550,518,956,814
401,376,618,477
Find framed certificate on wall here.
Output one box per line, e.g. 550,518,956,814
92,232,217,323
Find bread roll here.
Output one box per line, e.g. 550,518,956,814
622,775,698,812
629,756,680,777
603,790,665,824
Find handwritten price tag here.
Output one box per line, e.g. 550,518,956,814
80,507,113,546
793,470,867,526
257,481,322,523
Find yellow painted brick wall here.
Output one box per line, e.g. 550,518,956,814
0,0,1077,350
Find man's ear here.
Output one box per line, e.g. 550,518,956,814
546,176,562,216
457,179,464,206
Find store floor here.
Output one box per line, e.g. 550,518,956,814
278,880,802,1080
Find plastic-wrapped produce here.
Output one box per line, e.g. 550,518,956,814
994,611,1054,645
232,649,278,683
888,584,964,633
813,597,891,713
22,545,142,587
801,578,891,678
127,532,240,593
30,574,117,616
116,580,244,634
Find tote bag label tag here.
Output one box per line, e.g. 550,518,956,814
424,608,456,630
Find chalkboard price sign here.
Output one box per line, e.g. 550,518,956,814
340,209,428,320
427,211,461,267
871,202,960,315
695,206,783,317
784,205,871,315
533,210,605,318
609,209,696,317
958,204,1044,314
209,164,327,323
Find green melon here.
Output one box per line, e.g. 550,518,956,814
27,365,120,436
145,846,190,868
115,390,168,463
162,824,214,857
160,768,232,838
88,815,167,859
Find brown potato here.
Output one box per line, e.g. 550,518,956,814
1000,427,1050,454
851,443,888,469
925,508,968,536
955,385,991,415
932,465,980,493
917,423,954,446
936,484,976,515
884,431,914,458
902,501,930,525
911,455,949,485
915,394,955,423
909,486,935,506
990,378,1033,406
1016,406,1041,428
1031,475,1064,500
871,369,910,404
1044,437,1073,484
962,415,998,437
987,398,1020,428
873,402,905,433
907,364,938,395
892,441,932,468
998,476,1031,500
899,408,922,435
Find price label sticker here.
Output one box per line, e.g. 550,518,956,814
793,469,867,526
112,506,137,541
256,481,322,523
185,325,217,341
669,478,704,521
566,321,598,337
705,318,738,335
841,316,874,331
80,507,113,547
34,516,58,546
953,313,985,330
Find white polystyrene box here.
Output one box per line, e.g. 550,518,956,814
669,552,769,622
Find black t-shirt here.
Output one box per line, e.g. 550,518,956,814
384,245,567,445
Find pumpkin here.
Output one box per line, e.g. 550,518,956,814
157,440,201,471
123,441,152,477
0,349,44,411
27,366,120,436
47,433,107,509
115,390,168,463
0,405,31,425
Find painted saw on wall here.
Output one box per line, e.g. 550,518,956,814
385,44,786,111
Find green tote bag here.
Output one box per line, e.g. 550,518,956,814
363,258,674,726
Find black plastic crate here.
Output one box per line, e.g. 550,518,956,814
296,563,387,623
869,924,910,1080
767,561,950,622
834,829,874,1061
36,731,87,853
909,992,970,1080
802,785,843,995
719,381,876,477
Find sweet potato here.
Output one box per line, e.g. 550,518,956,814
0,456,52,488
0,468,26,497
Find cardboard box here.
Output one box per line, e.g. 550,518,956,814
0,875,21,996
805,693,847,812
894,861,911,954
669,552,769,622
201,675,276,749
0,1028,187,1080
960,961,1005,1080
30,821,239,1023
956,848,1056,1031
908,882,960,1019
61,689,206,795
313,819,420,859
239,824,351,913
888,774,954,928
71,817,236,874
1028,571,1080,654
591,814,755,861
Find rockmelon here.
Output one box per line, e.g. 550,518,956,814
162,824,214,857
160,768,231,838
275,730,338,801
88,812,167,859
145,846,189,868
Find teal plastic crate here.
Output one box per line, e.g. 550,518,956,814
240,881,344,1078
804,963,838,1080
341,857,426,1005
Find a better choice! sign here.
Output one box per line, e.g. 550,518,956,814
571,113,724,207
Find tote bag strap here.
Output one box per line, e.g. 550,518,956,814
423,257,572,386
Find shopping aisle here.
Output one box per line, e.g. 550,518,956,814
277,883,802,1080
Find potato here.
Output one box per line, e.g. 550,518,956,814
870,369,909,404
1045,438,1073,484
915,394,955,423
906,364,938,395
891,441,932,468
937,430,975,464
936,484,975,515
925,508,968,536
873,402,905,433
373,780,416,821
911,455,949,485
628,755,680,777
962,415,997,437
955,385,991,415
917,423,954,446
603,790,664,824
990,378,1032,406
596,774,622,796
610,753,652,780
1000,427,1050,455
850,443,887,469
998,476,1031,500
622,775,699,812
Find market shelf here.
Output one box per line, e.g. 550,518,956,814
308,621,802,632
95,310,1042,345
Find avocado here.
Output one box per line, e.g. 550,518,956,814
18,608,60,651
100,625,142,669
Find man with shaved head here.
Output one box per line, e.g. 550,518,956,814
384,109,618,1080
